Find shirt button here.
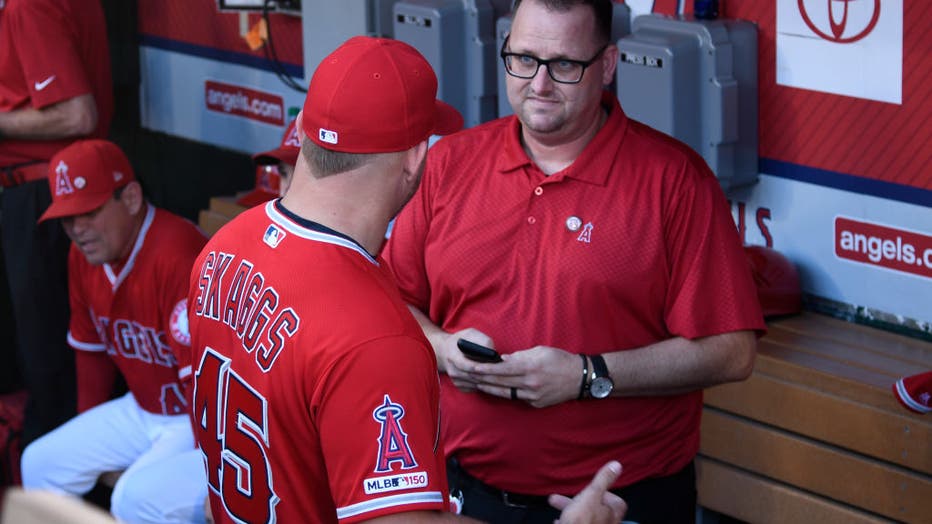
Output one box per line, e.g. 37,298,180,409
527,216,536,224
534,187,543,196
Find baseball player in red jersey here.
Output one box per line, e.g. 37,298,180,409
0,0,114,445
21,140,209,523
188,36,627,524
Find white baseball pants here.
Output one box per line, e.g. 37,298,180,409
21,392,207,523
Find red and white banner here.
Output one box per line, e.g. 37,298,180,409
835,216,932,279
205,80,285,126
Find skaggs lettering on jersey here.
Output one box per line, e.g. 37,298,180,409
194,251,300,371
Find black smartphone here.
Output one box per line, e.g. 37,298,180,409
457,338,502,363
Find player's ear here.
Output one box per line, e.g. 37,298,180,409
295,111,305,139
401,140,428,184
601,43,618,86
120,181,144,215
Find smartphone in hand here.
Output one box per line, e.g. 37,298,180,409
457,338,502,363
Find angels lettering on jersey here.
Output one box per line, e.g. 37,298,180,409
91,311,177,368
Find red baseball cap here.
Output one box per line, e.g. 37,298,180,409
38,139,135,223
893,370,932,415
302,36,463,154
253,119,301,167
237,165,282,208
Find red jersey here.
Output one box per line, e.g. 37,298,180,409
188,201,448,524
384,93,766,494
0,0,113,166
67,206,206,415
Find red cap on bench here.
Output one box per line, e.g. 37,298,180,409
744,245,802,318
893,370,931,415
893,371,932,414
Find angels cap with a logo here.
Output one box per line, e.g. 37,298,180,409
238,119,301,207
38,139,134,223
302,36,463,154
253,118,301,167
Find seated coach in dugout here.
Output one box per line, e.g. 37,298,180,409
22,139,209,524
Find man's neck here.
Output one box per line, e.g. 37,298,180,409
111,204,149,269
521,105,607,176
280,171,393,256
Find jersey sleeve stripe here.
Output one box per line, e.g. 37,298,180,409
67,331,107,352
335,491,445,520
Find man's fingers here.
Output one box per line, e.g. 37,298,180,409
548,493,572,512
602,491,628,521
583,460,622,495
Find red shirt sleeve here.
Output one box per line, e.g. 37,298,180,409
67,245,106,350
160,225,207,427
662,155,766,338
316,336,448,522
8,1,92,109
75,350,118,412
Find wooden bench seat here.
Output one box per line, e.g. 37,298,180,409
697,312,932,523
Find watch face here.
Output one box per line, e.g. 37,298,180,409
590,377,614,399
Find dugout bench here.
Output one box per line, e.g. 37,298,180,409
697,312,932,523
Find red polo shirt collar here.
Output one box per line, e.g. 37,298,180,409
495,91,629,186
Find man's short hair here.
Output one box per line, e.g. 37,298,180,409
512,0,613,46
302,136,376,178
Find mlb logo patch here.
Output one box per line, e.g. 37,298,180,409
263,224,286,248
319,128,338,145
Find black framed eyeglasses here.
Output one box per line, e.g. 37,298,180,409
499,36,608,84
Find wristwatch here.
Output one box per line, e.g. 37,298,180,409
588,354,614,399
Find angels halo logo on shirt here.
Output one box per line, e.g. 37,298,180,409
363,394,429,496
372,394,417,473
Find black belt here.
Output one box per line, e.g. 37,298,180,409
0,161,49,188
447,458,557,509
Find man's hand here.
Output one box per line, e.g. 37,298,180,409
437,329,494,392
470,346,581,408
550,461,627,524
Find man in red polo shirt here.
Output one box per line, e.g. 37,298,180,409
383,0,766,522
0,0,112,444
